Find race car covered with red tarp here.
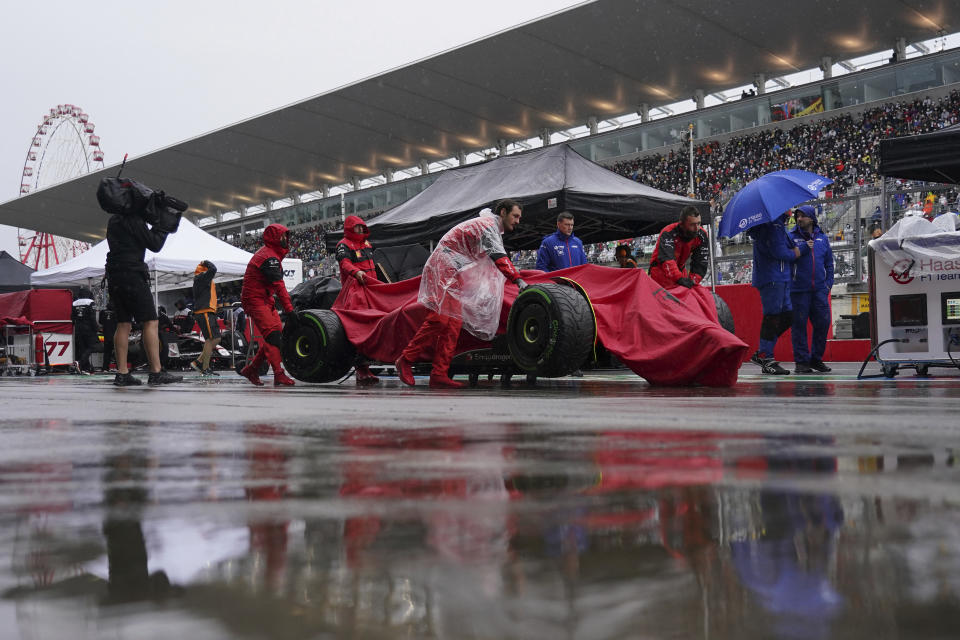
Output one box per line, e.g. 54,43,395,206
282,264,748,387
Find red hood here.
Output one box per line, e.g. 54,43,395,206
263,223,289,258
343,216,369,244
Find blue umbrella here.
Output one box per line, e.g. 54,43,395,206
718,170,832,238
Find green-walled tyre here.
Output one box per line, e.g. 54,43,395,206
281,309,355,383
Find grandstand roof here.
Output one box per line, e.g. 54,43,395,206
3,0,959,242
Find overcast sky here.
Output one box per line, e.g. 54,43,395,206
0,0,585,257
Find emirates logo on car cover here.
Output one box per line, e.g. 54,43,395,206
889,259,915,285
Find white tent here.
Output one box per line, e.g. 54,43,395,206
30,218,256,291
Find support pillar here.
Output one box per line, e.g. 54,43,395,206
587,116,598,136
384,168,394,183
638,103,650,123
457,150,467,166
893,37,906,63
351,176,361,191
693,89,705,110
497,139,508,156
753,73,766,95
820,56,833,79
540,128,551,147
419,159,430,175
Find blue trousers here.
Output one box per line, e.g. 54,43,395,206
791,289,830,363
757,282,791,357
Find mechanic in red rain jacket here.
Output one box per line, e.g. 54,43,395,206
395,199,528,389
648,206,710,289
240,223,297,387
336,215,381,385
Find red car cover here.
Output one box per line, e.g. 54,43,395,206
332,265,748,387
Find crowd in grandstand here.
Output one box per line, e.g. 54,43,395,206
612,90,960,201
223,91,960,274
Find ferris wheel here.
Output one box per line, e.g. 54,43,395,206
18,104,104,270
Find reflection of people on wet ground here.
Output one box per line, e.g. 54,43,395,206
102,451,174,603
730,484,844,638
245,424,290,592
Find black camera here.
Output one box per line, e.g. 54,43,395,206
143,193,187,233
96,177,187,233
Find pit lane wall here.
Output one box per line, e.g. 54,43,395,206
714,284,871,363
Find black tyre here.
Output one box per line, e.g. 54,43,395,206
506,283,595,377
713,292,735,334
221,330,245,351
281,309,355,383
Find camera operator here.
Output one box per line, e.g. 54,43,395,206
105,211,182,386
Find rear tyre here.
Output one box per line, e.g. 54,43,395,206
506,283,595,378
713,292,735,334
281,309,355,383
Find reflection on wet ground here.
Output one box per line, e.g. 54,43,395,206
1,368,959,639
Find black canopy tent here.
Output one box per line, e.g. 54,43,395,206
879,123,960,184
327,145,708,251
0,251,34,293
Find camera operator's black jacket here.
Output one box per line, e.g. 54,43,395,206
105,214,168,275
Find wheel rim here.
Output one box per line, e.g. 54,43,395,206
523,317,540,343
295,335,310,358
514,305,549,359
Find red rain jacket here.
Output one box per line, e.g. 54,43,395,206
241,223,294,315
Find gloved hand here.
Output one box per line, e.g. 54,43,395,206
515,278,529,291
282,311,300,329
201,260,215,270
676,277,695,288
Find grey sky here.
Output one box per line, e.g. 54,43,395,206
0,0,584,257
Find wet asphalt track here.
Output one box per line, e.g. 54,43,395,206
1,363,959,639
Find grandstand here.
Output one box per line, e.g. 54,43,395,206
215,58,960,279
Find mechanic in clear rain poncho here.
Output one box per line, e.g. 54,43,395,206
395,199,528,388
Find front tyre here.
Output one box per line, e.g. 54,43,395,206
506,283,595,378
713,292,736,334
281,309,355,383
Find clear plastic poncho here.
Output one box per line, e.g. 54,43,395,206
418,209,508,340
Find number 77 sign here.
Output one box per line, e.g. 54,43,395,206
40,333,74,366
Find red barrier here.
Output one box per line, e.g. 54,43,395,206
0,289,72,334
714,284,870,362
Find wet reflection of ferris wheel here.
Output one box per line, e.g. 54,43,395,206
18,104,104,269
